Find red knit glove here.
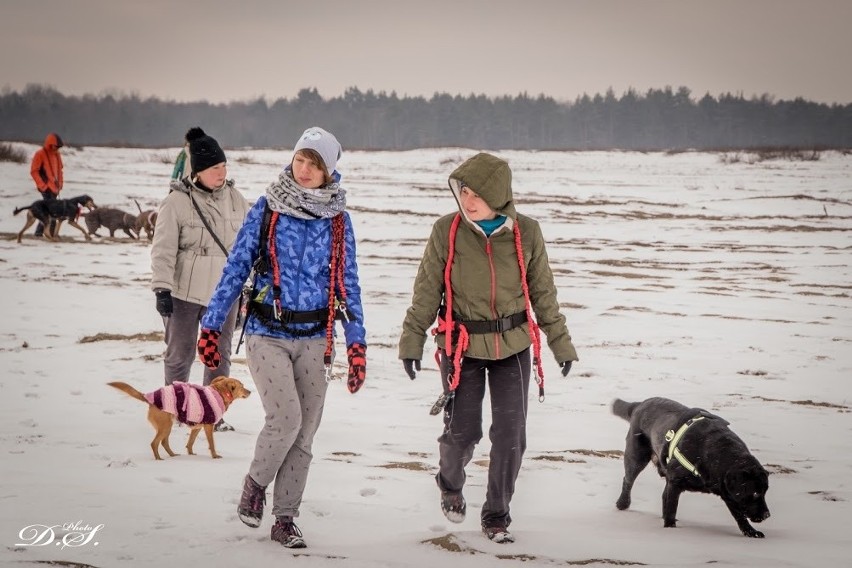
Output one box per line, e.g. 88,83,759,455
346,343,366,394
197,328,221,369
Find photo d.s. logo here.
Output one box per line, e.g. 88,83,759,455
17,521,104,549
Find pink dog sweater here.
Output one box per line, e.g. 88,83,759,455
144,381,225,426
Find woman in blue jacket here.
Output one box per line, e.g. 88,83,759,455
197,127,366,549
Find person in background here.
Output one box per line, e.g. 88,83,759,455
29,132,64,236
399,152,578,544
150,127,250,431
171,134,190,181
197,126,366,549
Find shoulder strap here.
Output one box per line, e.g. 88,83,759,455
188,191,229,256
253,204,274,275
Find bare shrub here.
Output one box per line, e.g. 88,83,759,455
0,142,27,163
719,152,743,164
719,146,822,164
148,151,174,164
754,147,821,162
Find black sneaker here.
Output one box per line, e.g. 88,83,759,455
271,517,306,548
237,474,266,528
483,523,515,543
215,419,235,432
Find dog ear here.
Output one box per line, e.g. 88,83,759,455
210,376,225,385
724,469,745,494
725,468,765,496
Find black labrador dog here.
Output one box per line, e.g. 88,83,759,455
612,397,770,537
14,194,97,243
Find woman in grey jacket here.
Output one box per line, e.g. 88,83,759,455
151,127,250,430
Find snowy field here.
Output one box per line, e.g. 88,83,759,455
0,143,850,567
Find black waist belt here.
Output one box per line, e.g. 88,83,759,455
250,301,333,324
456,311,528,334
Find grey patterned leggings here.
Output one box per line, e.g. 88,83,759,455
245,335,331,518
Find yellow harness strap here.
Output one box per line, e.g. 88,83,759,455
664,416,705,477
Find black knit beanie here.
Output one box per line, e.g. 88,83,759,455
186,127,226,174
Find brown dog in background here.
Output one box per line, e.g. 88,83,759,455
133,199,158,240
84,207,138,238
108,377,251,460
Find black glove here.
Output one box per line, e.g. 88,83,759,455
560,361,572,377
155,290,173,316
403,359,421,380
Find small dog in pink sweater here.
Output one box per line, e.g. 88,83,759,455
108,376,251,460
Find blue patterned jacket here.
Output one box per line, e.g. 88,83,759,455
201,196,366,346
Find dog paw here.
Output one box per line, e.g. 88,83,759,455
743,528,765,538
616,496,631,510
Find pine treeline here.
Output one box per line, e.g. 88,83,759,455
2,84,849,150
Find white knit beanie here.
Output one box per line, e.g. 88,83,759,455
293,127,342,174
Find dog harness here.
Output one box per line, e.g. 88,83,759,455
144,381,225,426
664,415,705,477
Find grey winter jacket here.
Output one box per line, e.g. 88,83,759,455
151,177,250,306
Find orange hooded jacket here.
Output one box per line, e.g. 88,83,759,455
30,133,64,195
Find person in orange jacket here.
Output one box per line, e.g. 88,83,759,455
30,133,65,236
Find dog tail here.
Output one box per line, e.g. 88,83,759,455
134,199,143,213
13,205,32,216
108,381,149,403
611,398,640,421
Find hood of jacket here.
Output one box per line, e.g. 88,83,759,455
169,176,234,197
43,133,63,151
448,152,517,221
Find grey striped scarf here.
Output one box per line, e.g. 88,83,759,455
265,171,346,220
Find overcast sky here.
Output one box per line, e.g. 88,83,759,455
2,0,850,105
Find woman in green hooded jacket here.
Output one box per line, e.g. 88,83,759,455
399,152,578,544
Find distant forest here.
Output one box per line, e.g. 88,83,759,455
2,84,850,150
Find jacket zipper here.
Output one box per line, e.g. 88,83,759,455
485,239,500,358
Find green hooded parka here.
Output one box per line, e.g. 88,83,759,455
399,153,578,365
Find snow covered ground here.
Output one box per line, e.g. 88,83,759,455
0,144,850,567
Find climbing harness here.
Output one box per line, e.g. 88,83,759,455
235,206,352,382
429,213,547,413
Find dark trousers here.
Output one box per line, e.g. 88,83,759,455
162,296,238,386
436,347,531,527
34,191,56,236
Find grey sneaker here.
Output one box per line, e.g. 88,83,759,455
483,523,515,543
215,419,235,432
436,474,466,523
237,475,266,528
440,491,466,523
271,517,306,548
